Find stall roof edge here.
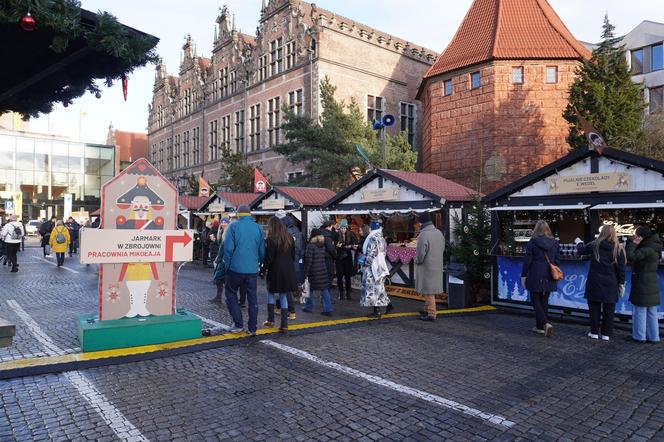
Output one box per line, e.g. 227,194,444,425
249,186,335,209
323,169,478,209
482,147,664,204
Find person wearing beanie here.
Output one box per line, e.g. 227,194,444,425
414,211,445,321
335,218,358,300
360,217,393,317
221,204,265,335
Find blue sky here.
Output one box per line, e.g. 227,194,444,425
30,0,662,143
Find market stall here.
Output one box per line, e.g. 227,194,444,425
484,147,664,319
249,186,335,235
322,169,475,297
196,192,260,220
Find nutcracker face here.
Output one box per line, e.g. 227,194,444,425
131,196,152,220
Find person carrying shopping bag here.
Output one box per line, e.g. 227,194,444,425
575,224,626,341
521,220,560,337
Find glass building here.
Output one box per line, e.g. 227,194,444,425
0,129,114,220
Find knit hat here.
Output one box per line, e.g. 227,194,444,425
339,219,348,228
370,219,382,230
237,205,251,217
275,209,287,219
419,211,432,224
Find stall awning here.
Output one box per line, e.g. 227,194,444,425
590,203,664,210
322,208,439,215
488,205,589,211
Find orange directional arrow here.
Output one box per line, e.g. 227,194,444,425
165,231,192,262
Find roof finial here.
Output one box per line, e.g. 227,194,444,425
261,0,267,12
232,13,236,32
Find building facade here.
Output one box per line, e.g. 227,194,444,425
0,128,114,220
417,0,590,194
622,21,664,114
106,124,149,173
147,0,436,186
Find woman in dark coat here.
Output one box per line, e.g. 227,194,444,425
521,220,560,337
575,225,626,340
303,229,333,316
627,226,663,343
263,216,299,332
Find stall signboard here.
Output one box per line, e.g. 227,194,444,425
497,256,664,318
599,220,637,236
361,186,400,203
262,199,285,209
80,229,193,264
91,158,185,320
208,203,225,213
547,172,630,194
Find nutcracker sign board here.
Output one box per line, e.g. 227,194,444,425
78,158,200,352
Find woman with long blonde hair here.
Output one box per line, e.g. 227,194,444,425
575,224,626,341
521,220,560,337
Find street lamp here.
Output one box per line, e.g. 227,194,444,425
178,173,189,194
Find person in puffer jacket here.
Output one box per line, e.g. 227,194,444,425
303,229,333,316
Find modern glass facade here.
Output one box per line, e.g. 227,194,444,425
0,130,114,220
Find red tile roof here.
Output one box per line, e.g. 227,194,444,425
179,195,208,210
217,192,261,209
275,186,336,207
382,170,477,202
425,0,591,78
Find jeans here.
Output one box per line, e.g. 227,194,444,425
632,305,660,342
225,271,258,333
56,252,65,266
268,293,289,310
588,301,615,337
530,292,550,330
69,238,78,256
305,288,332,313
336,258,354,294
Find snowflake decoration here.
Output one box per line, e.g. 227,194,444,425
157,281,169,299
106,283,121,303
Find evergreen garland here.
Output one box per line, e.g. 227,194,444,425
0,0,158,118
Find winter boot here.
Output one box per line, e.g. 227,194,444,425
263,304,275,327
136,292,151,317
279,308,289,333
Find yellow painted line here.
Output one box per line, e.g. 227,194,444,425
0,305,495,372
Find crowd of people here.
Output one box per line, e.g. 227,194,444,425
521,220,663,343
0,215,85,272
204,205,447,336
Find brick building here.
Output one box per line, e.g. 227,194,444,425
148,0,436,187
105,123,149,173
417,0,591,194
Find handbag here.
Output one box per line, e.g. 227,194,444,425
544,253,563,281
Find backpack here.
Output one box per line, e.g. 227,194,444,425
55,228,66,244
12,224,22,240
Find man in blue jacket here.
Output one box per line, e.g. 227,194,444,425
222,205,265,335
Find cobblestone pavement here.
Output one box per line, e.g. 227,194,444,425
2,304,664,441
0,243,420,362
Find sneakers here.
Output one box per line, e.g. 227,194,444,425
419,315,435,322
532,327,545,335
544,323,554,337
263,321,275,327
601,335,610,341
588,332,599,339
229,327,244,334
288,313,296,320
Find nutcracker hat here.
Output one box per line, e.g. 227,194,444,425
116,176,165,210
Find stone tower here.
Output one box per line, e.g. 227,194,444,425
417,0,591,193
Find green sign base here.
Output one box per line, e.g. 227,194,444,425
77,309,202,352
